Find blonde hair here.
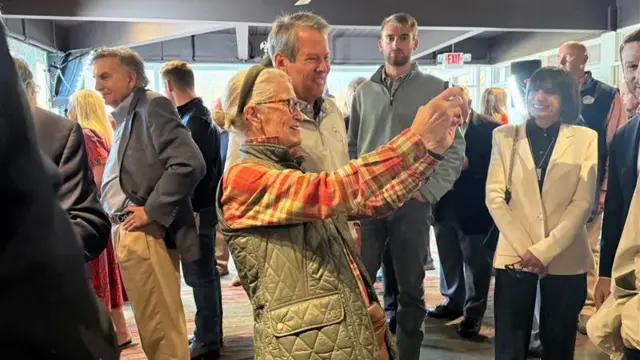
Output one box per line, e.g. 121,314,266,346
212,68,290,133
481,87,508,120
69,89,114,146
13,57,38,107
160,60,195,90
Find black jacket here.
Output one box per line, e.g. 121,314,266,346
177,97,221,212
600,115,640,278
117,88,205,262
434,111,501,234
0,26,118,359
32,106,110,262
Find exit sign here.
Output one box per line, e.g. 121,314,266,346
437,52,472,68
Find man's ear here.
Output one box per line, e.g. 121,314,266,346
165,79,174,93
129,71,138,88
273,52,289,71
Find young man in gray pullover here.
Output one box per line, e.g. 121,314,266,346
348,13,465,360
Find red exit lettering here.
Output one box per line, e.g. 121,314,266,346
446,53,463,65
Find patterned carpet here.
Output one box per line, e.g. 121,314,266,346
120,243,604,360
120,270,447,359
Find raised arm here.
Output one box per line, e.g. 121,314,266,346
222,129,440,229
222,86,466,229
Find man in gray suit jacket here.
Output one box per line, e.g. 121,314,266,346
92,47,205,360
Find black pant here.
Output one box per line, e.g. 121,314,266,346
361,199,431,360
494,270,586,360
181,207,223,349
626,347,640,360
433,222,493,320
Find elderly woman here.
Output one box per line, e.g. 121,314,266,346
486,67,597,359
214,65,463,360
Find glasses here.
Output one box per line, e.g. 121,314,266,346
505,261,528,279
254,98,304,114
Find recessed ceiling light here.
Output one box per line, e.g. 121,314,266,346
295,0,311,5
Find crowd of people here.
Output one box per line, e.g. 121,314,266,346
2,7,640,360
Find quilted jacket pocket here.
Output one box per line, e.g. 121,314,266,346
268,292,344,337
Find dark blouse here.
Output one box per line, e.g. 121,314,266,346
526,120,560,190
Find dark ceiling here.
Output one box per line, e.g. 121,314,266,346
1,0,630,65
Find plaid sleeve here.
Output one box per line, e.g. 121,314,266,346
221,129,440,229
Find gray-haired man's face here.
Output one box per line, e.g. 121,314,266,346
275,27,330,104
93,57,136,108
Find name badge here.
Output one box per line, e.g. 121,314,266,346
582,95,595,105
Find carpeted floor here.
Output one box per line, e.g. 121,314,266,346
120,241,606,360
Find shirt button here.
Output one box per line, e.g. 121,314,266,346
276,323,284,331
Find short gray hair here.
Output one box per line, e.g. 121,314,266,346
266,12,329,63
91,47,149,88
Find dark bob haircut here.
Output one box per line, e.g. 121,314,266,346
526,66,580,124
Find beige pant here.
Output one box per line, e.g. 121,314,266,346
582,213,602,318
113,223,189,360
215,226,229,273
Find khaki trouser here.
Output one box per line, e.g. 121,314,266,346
215,226,229,273
113,223,189,360
581,213,602,318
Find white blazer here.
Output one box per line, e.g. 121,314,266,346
486,123,597,275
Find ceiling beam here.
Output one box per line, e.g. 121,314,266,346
490,31,605,64
617,0,640,30
235,24,250,61
3,18,67,52
0,0,615,31
412,29,484,60
65,21,232,50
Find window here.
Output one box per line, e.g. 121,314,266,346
8,37,51,109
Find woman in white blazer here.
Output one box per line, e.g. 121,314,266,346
486,67,598,360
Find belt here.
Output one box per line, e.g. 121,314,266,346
109,212,129,225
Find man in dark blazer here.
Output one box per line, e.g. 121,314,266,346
0,24,119,359
92,47,205,359
594,29,640,311
13,58,110,262
430,91,501,338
